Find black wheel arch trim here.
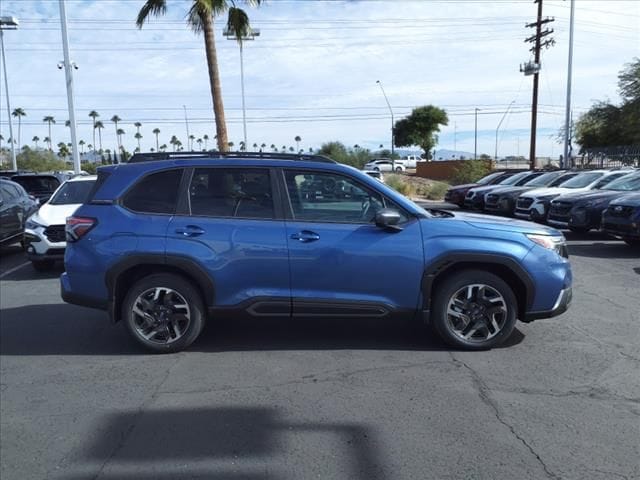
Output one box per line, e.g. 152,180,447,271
105,253,216,321
421,252,535,319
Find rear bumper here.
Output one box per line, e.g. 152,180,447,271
60,272,108,310
523,286,572,322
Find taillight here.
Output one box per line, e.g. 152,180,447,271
66,216,97,242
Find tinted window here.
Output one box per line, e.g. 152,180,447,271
12,176,60,192
123,169,183,214
189,168,274,219
285,170,401,223
561,172,603,188
603,174,640,191
550,173,578,186
592,172,629,189
0,185,13,202
524,172,559,187
499,171,530,186
49,180,96,205
477,172,504,185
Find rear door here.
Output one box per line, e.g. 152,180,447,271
281,169,424,318
166,167,290,312
0,184,21,241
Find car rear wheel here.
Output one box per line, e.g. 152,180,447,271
122,273,205,353
395,167,403,173
32,259,55,272
373,167,380,172
432,270,518,350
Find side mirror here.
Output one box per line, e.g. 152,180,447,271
375,208,403,231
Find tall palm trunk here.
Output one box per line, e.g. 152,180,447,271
17,118,21,148
200,14,228,152
92,120,96,150
48,122,52,150
155,133,159,151
98,129,103,151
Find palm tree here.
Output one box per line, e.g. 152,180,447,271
294,135,301,152
189,134,195,150
94,121,104,152
281,145,286,153
134,122,142,135
239,141,246,152
116,129,125,153
260,142,266,152
11,108,26,148
88,111,99,150
160,144,167,152
44,136,51,150
58,142,70,160
270,144,276,152
379,144,384,149
111,115,122,149
32,136,40,149
175,140,183,151
197,138,203,150
152,128,161,151
79,139,86,154
170,135,179,152
203,134,209,150
0,134,4,151
252,142,258,151
43,116,56,150
134,132,143,150
136,0,262,153
288,146,294,153
228,141,235,150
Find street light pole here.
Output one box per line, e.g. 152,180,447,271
183,105,190,148
495,100,516,164
375,80,394,167
562,0,575,169
58,0,80,174
224,27,260,151
474,107,480,160
0,16,18,170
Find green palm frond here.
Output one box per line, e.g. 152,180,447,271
136,0,168,28
225,7,251,41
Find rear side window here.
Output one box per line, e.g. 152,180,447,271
123,169,183,214
189,168,274,219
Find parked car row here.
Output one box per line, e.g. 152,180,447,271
444,168,640,246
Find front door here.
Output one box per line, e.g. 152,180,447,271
281,169,424,318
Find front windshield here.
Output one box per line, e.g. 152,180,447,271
603,174,640,191
477,172,504,185
499,171,530,186
559,172,603,188
524,172,559,187
12,176,60,192
49,180,96,205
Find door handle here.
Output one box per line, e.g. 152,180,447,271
175,225,205,237
291,230,320,243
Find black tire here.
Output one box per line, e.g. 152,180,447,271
623,238,640,247
395,167,403,173
373,167,380,172
569,226,590,234
122,273,206,353
431,270,518,350
32,259,55,272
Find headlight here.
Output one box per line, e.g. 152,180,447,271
25,218,45,230
526,234,567,257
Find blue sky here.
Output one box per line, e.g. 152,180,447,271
1,0,638,158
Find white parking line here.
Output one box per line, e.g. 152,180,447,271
0,262,31,280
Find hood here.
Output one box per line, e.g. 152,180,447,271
520,187,575,199
29,202,82,226
554,189,638,206
448,183,478,192
467,184,505,196
451,211,560,236
609,193,640,207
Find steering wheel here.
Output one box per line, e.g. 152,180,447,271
360,198,372,221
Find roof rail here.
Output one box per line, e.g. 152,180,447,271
126,151,336,164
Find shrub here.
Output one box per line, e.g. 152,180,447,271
385,175,416,197
418,182,448,200
451,160,492,185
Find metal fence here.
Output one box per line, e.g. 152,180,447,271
569,146,640,169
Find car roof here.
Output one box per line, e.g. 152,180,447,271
127,151,336,164
66,175,97,182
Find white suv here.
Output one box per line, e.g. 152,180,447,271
24,175,96,271
514,170,632,222
363,159,406,173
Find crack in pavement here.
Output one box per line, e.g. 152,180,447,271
90,353,186,480
492,386,640,405
449,352,561,480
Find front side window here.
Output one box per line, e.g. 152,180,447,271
284,170,400,223
561,172,603,188
189,168,274,219
123,169,183,214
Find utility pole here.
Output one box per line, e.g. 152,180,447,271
58,0,80,174
562,0,575,169
376,80,395,169
183,105,190,149
495,100,516,163
522,0,555,170
474,108,480,160
0,16,18,171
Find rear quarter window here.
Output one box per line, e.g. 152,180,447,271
122,169,184,214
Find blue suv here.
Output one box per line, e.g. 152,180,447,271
61,153,572,352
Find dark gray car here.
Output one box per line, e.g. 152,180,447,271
0,178,39,246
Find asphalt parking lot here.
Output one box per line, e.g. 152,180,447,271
1,232,639,480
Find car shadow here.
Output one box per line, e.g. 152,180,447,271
568,242,640,259
63,406,386,480
0,303,525,356
0,263,64,280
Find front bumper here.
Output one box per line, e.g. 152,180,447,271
602,217,640,239
24,227,66,261
523,286,572,322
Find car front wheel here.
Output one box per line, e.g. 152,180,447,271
395,167,403,173
122,273,205,353
432,270,518,350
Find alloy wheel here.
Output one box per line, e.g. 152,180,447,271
131,287,191,345
445,284,508,343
